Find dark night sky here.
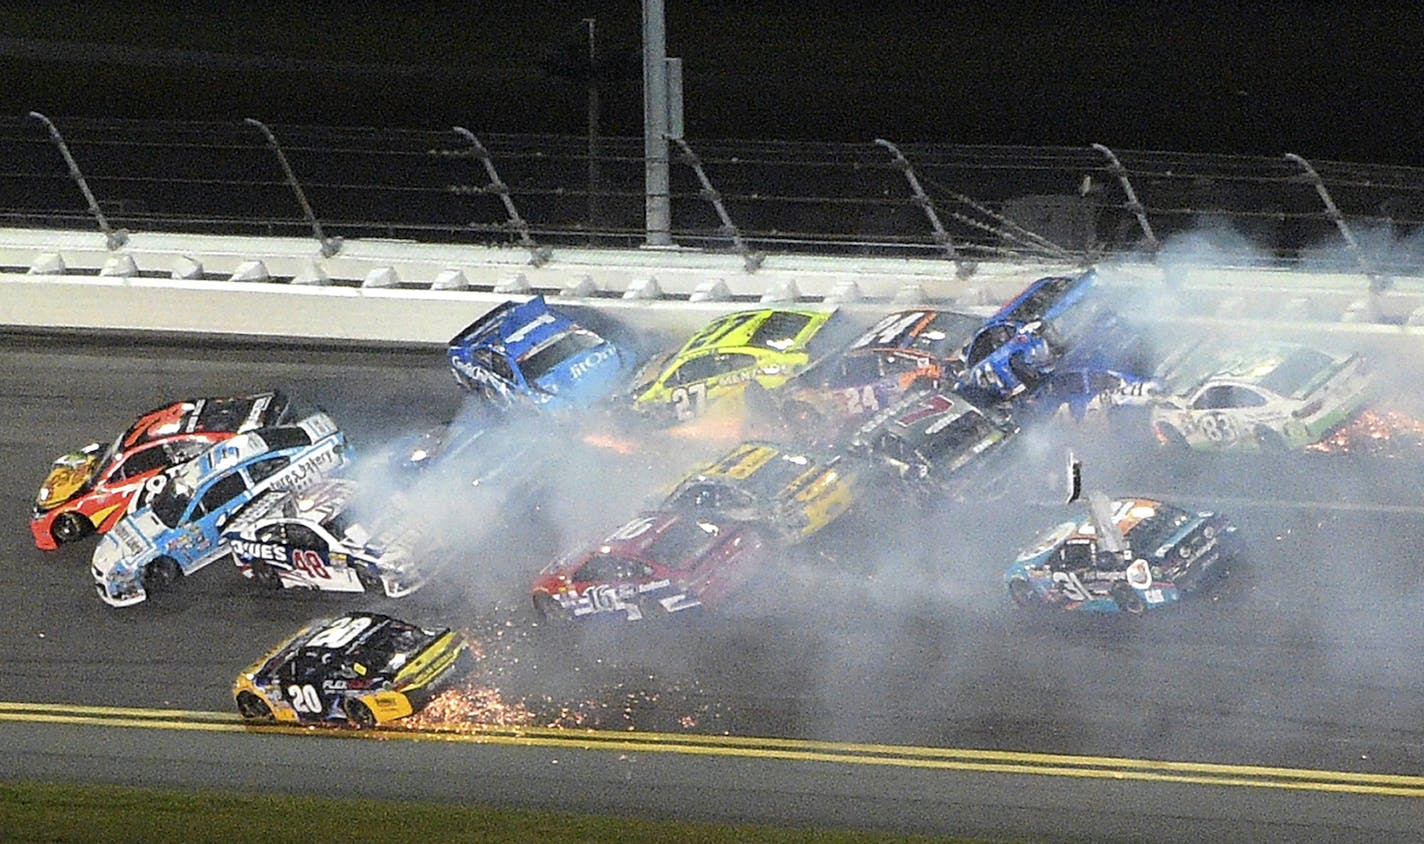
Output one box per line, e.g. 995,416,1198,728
4,1,1423,166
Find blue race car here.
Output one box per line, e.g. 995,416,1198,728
956,272,1099,404
1004,491,1242,615
91,412,351,607
446,296,633,413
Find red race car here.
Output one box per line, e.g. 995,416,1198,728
30,392,290,550
531,510,772,623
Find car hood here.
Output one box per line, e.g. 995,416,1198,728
92,510,163,574
530,343,626,407
36,451,102,509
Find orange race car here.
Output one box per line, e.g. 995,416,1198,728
30,392,290,550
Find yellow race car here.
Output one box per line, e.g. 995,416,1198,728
629,308,846,425
233,612,470,729
661,440,864,543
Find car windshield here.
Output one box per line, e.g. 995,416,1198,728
149,476,196,528
1123,503,1194,554
1257,347,1335,398
1003,276,1079,323
920,412,994,462
346,618,437,673
747,312,812,351
742,452,815,499
519,329,606,381
644,516,722,568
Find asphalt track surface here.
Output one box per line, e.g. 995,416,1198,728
5,330,1424,842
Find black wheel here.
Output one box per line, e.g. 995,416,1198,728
50,511,94,545
1155,422,1189,450
235,691,273,721
354,565,383,594
249,560,283,590
144,557,181,593
344,699,377,730
782,400,826,440
1008,577,1039,609
1111,583,1146,615
1255,427,1288,453
533,593,570,624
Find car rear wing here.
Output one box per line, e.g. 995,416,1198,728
447,296,552,351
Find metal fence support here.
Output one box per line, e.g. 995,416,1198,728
1285,152,1391,293
670,137,763,272
1091,143,1157,251
448,127,551,267
243,118,341,257
28,111,127,250
873,139,968,273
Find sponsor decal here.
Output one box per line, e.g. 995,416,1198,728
569,345,616,379
230,539,285,562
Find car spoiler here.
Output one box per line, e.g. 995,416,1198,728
447,296,551,351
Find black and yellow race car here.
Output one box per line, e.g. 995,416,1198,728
233,612,470,729
661,440,864,544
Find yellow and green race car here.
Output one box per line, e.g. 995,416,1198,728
661,440,864,543
629,308,846,425
233,611,470,729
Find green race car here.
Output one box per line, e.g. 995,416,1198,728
629,308,846,425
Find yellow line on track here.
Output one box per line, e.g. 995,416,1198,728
4,701,1423,798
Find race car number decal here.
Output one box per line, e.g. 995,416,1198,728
286,684,322,714
125,404,189,447
291,548,330,579
307,615,372,649
672,383,708,421
841,385,879,416
607,515,658,542
1198,412,1237,444
1052,570,1092,602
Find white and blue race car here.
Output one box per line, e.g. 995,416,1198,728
91,412,350,607
223,478,426,598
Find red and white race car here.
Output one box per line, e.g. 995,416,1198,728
30,392,290,550
530,510,772,623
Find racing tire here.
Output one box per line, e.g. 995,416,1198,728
249,560,283,590
50,511,94,545
1007,577,1039,609
1111,583,1146,615
344,699,377,730
782,400,825,439
354,565,383,594
235,691,274,722
1255,427,1288,453
1155,423,1189,450
144,557,181,593
533,593,570,625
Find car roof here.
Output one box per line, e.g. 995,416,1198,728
448,296,580,361
677,308,832,356
1158,340,1339,398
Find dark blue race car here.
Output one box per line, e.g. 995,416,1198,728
956,271,1152,409
447,296,634,413
956,273,1095,404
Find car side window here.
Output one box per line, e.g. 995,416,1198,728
1230,386,1267,408
716,352,757,376
247,455,291,484
196,473,248,517
284,524,327,552
669,353,717,386
114,446,169,480
1192,385,1236,410
255,523,287,543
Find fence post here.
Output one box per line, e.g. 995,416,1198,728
243,118,341,257
28,111,127,250
873,139,969,273
670,138,763,272
1284,152,1391,294
1090,143,1157,251
449,127,551,267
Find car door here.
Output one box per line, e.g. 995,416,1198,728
178,472,252,570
